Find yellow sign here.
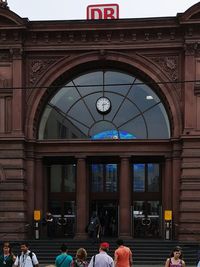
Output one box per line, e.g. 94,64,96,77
34,210,41,221
164,210,172,221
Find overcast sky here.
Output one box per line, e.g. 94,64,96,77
8,0,199,20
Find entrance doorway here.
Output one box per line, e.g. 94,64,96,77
89,161,119,237
132,162,162,238
91,201,118,237
133,200,162,238
46,162,76,238
48,200,76,238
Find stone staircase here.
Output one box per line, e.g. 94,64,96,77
8,239,199,265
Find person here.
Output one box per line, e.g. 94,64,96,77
88,242,114,267
87,212,100,244
43,211,55,238
114,239,133,267
14,242,39,267
0,242,16,267
55,244,73,267
66,208,74,237
73,248,88,267
164,246,186,267
110,216,116,237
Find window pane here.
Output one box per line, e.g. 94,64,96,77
68,100,94,126
113,99,140,126
90,121,117,139
119,116,147,139
48,201,61,214
105,70,134,88
64,201,76,215
63,164,76,192
105,164,118,192
51,85,80,114
74,71,103,87
148,200,160,215
133,164,145,192
133,200,161,238
91,164,104,192
147,163,159,192
50,165,62,192
128,81,160,112
39,70,170,140
43,107,65,139
144,103,170,138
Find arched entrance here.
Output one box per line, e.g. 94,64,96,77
37,68,171,239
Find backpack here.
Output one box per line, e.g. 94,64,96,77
18,251,34,266
88,217,99,232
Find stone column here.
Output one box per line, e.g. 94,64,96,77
74,157,88,239
163,157,172,210
26,155,35,237
11,48,23,135
183,43,196,133
172,141,181,239
119,156,132,239
35,157,43,212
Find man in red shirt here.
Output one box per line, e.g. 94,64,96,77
114,239,133,267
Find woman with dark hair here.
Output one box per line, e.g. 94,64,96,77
0,242,16,267
164,246,186,267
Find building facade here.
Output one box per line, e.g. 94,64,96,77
0,2,200,241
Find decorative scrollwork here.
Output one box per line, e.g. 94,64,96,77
0,0,9,9
29,59,57,86
148,55,181,98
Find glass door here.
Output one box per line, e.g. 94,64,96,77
133,200,162,238
132,163,162,238
89,162,118,237
90,201,118,237
47,163,76,238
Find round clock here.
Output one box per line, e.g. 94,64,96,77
96,97,111,114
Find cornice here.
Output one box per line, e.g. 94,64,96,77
2,17,200,49
19,28,183,50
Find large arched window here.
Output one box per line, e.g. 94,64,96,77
38,69,170,140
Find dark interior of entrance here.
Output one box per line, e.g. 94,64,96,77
132,162,162,238
44,159,162,239
89,161,118,238
90,201,118,237
45,161,76,238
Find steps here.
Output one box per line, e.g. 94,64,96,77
9,239,199,265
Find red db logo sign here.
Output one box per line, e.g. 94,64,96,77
87,4,119,19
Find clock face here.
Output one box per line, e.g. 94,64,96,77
96,97,111,114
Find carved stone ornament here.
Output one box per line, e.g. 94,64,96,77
184,43,199,56
149,55,181,98
9,48,23,60
150,56,178,81
0,0,9,9
29,58,57,86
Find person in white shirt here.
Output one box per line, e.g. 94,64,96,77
14,242,39,267
88,242,114,267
